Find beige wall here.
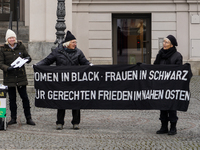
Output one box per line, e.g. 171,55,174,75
72,1,200,74
27,0,72,42
29,0,55,42
72,2,191,65
25,0,200,74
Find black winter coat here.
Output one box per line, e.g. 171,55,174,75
37,46,90,66
154,48,183,65
0,41,31,87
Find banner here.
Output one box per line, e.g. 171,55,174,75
34,64,193,111
0,89,7,118
0,98,6,118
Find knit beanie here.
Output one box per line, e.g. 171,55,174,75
166,35,178,46
5,29,17,41
64,31,76,42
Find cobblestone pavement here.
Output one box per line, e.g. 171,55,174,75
0,76,200,150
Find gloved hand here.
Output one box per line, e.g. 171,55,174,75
24,57,31,63
136,62,142,66
7,66,14,71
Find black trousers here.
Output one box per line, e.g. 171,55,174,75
56,109,80,125
159,110,178,122
8,86,31,119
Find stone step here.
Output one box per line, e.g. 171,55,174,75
0,74,34,87
0,21,29,43
0,82,35,93
0,37,29,44
27,85,35,93
0,66,34,94
0,26,29,32
0,69,34,79
0,21,25,28
0,32,29,43
0,43,29,51
0,22,33,93
0,80,35,94
0,77,34,84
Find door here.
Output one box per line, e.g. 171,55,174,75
112,14,151,65
0,0,17,21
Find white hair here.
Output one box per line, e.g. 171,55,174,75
63,41,70,47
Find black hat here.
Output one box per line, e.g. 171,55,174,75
166,35,178,46
64,31,76,42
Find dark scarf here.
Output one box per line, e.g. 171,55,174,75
154,47,177,64
64,47,76,53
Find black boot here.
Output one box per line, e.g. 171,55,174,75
8,118,17,125
168,122,177,135
156,121,168,134
26,117,36,125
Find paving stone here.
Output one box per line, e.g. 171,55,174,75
0,76,200,149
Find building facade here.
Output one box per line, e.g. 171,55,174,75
1,0,200,75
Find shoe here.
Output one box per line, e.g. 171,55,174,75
156,121,168,134
8,119,17,125
156,128,168,134
73,124,79,130
168,122,177,135
168,129,177,135
27,119,36,125
56,124,63,130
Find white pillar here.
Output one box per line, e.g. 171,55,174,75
24,0,30,26
28,0,72,42
66,0,72,31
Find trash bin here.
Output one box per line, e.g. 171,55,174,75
0,84,8,131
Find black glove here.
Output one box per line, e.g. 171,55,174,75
7,66,14,71
24,57,31,63
136,62,142,66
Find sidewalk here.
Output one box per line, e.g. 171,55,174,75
0,76,199,149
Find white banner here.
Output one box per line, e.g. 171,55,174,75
0,98,6,108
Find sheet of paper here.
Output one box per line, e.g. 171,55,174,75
11,57,28,68
0,84,7,89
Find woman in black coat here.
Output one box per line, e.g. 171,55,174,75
0,29,35,126
37,31,92,130
154,35,183,135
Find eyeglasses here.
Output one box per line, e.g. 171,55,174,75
71,41,77,44
163,40,171,45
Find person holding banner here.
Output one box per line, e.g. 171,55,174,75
36,30,92,130
0,29,36,126
154,35,182,135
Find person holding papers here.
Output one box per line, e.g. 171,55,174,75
154,35,183,135
0,29,35,126
36,30,92,130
